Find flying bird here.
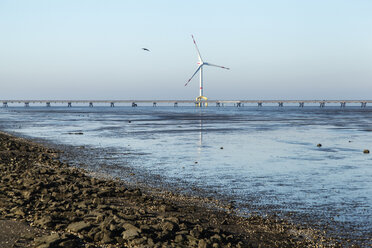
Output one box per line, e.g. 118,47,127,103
142,48,150,52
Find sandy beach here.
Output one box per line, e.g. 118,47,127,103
0,131,347,247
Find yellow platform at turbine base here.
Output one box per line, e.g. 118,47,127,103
195,96,208,107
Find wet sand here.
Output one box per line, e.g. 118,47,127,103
0,131,349,247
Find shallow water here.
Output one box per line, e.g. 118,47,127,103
1,105,371,243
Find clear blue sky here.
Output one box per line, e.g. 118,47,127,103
1,0,371,100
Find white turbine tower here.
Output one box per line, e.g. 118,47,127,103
185,35,229,106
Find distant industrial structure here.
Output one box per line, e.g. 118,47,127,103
3,36,368,109
185,35,230,107
1,100,371,108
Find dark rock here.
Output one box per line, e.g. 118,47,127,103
175,234,184,243
140,224,150,232
190,229,201,239
166,216,179,224
14,208,26,217
87,227,100,240
59,239,81,248
147,238,155,246
211,234,222,242
159,204,174,212
178,223,187,230
66,221,92,232
162,221,176,233
0,132,337,248
58,234,81,248
198,239,208,248
34,216,55,228
187,235,198,246
93,231,104,242
122,223,141,240
34,233,63,247
131,237,147,246
101,230,113,244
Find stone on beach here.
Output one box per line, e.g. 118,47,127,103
0,131,343,247
122,223,141,240
34,233,80,248
66,221,92,233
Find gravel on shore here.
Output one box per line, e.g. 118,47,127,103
0,131,341,247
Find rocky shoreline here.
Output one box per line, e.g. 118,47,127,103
0,131,341,247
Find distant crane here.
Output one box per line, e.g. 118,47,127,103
142,48,150,52
185,35,229,106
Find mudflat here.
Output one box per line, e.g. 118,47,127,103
0,131,341,247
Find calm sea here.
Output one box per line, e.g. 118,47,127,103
1,105,371,244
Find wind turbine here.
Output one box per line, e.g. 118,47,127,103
185,35,229,105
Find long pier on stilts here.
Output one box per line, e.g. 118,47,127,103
1,100,372,108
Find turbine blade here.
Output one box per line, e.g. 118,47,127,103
185,65,203,86
191,35,203,62
205,62,230,70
